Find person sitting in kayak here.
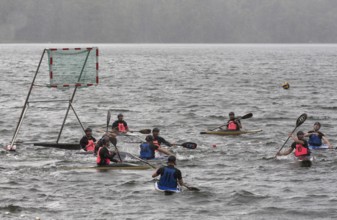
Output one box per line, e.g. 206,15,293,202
140,135,174,160
79,128,97,152
152,128,174,147
111,113,129,134
152,156,185,190
277,131,311,159
305,122,332,149
223,112,242,131
95,134,117,155
96,138,119,166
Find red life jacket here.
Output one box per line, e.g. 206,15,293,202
227,121,238,130
294,143,309,157
118,123,126,132
86,140,95,152
153,139,160,148
96,147,111,165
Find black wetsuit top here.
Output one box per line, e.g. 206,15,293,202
98,147,118,166
153,136,172,147
79,135,96,150
112,120,128,131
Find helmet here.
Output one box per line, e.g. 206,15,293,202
167,155,176,164
85,128,92,132
118,113,123,118
145,135,153,142
152,128,160,132
297,131,304,136
229,112,235,116
314,122,321,127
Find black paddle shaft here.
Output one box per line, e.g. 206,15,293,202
276,113,307,155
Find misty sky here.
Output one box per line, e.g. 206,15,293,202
1,0,337,43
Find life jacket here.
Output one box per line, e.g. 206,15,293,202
227,120,238,130
96,147,111,165
158,166,178,189
140,143,155,159
153,139,160,148
308,134,322,146
294,143,309,157
118,122,126,132
85,140,95,152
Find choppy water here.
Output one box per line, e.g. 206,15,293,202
1,44,337,220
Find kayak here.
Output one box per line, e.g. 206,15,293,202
154,181,181,193
308,144,330,150
200,129,262,136
34,142,80,150
62,163,151,170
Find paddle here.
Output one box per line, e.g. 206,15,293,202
182,184,200,191
129,129,151,134
209,113,253,131
275,113,307,156
107,110,122,162
175,142,197,149
127,153,157,169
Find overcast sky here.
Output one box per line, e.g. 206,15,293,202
1,0,337,43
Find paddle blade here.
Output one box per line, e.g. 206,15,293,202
240,113,253,119
188,187,200,191
180,142,197,149
138,129,151,134
296,113,307,127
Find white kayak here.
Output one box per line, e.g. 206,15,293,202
154,181,181,193
308,144,330,150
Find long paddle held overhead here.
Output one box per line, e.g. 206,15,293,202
274,113,307,158
210,113,253,131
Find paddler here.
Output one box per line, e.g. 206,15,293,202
224,112,242,131
96,137,119,166
277,131,311,159
305,122,333,149
79,128,96,152
111,113,129,134
95,134,118,155
152,128,174,148
140,135,174,160
152,156,186,190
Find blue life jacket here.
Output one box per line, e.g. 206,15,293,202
140,143,154,159
159,166,178,189
308,134,322,146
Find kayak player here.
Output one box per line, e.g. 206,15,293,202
223,112,242,131
305,122,333,149
140,135,174,160
95,134,117,155
152,128,174,147
277,131,311,159
96,137,119,166
152,156,185,190
79,128,97,152
111,113,129,134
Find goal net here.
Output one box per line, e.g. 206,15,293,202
47,47,99,87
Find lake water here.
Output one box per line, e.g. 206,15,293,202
1,44,337,220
